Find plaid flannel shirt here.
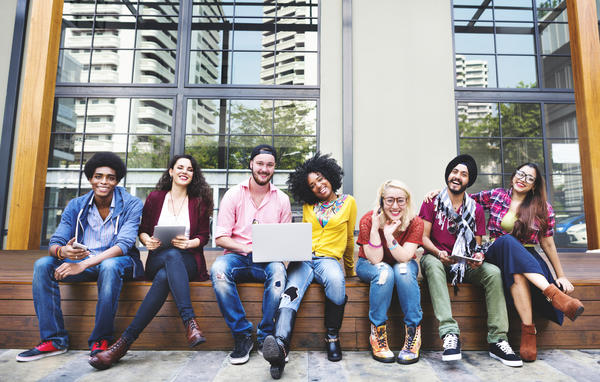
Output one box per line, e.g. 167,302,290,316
469,188,554,244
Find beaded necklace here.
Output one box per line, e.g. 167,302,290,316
314,194,347,227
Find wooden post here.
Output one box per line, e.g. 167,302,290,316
6,0,64,249
566,0,600,251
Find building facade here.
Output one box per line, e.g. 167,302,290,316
1,0,599,250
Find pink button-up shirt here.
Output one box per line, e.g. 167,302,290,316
215,178,292,255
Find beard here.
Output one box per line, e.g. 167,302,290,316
447,180,468,195
252,170,273,186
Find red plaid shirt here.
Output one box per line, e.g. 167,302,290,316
469,188,554,244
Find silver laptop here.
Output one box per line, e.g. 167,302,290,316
252,223,312,262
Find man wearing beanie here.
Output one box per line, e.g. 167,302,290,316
418,154,522,367
211,144,291,365
17,152,143,362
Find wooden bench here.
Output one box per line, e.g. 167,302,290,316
1,250,599,351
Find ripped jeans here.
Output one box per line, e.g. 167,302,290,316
356,257,422,327
279,256,346,311
210,253,286,342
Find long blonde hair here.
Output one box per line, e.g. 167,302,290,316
374,179,415,232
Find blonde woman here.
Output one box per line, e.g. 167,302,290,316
356,180,424,364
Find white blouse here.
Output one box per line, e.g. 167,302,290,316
156,192,190,239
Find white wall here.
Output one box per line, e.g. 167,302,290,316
351,0,458,218
0,0,18,132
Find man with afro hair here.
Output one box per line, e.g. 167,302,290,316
17,152,144,362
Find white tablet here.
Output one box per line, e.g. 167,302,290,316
153,225,186,247
252,223,312,263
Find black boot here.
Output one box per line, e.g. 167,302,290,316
263,308,296,379
324,295,347,362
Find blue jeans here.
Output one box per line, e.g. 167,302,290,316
210,253,286,342
32,255,134,349
356,257,422,327
123,248,197,342
279,256,346,311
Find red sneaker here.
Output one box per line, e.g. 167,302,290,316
16,341,67,362
90,339,109,357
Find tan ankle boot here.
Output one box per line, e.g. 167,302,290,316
543,284,584,321
185,318,206,347
520,323,537,362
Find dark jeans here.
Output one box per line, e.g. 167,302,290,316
123,247,197,341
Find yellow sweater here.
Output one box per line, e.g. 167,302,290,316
303,195,357,276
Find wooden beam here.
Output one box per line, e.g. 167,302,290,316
6,0,64,249
566,0,600,251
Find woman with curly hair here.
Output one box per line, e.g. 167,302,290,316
356,180,424,364
89,155,213,370
263,152,356,379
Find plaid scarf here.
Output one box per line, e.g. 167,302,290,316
434,188,477,288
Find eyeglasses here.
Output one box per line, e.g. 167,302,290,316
383,197,407,206
515,170,536,184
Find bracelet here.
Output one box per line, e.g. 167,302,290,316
368,240,382,248
388,240,399,251
57,246,64,260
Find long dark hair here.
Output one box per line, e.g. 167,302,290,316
156,155,214,215
511,162,549,242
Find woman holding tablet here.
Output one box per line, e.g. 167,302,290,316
356,180,424,364
262,152,356,379
89,155,213,370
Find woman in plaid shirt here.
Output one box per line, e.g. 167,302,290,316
470,162,584,362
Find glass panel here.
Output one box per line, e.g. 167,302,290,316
228,135,273,169
189,50,228,84
190,19,231,50
273,51,317,85
229,100,273,135
235,3,275,18
497,55,537,87
186,99,221,135
459,138,502,173
134,49,176,84
458,102,499,137
453,7,493,21
274,135,317,170
275,30,318,51
231,51,274,84
539,22,570,54
545,103,577,138
494,6,534,22
274,100,317,136
136,17,179,50
454,25,495,54
52,98,84,133
127,135,172,168
138,1,179,16
495,23,535,54
90,49,134,83
500,103,542,137
541,55,573,89
193,1,234,19
95,1,134,16
502,138,544,173
92,28,135,50
469,174,503,194
130,98,174,134
550,172,586,248
58,49,91,83
554,210,586,248
48,133,82,168
234,30,271,51
185,135,227,169
537,0,568,22
547,139,581,174
455,54,497,88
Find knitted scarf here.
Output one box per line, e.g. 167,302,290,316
434,188,477,288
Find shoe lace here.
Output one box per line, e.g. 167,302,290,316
403,330,417,351
496,340,515,355
376,327,388,348
107,337,128,354
443,334,458,350
188,319,200,331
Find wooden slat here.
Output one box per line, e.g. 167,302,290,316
6,0,64,250
566,0,600,250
